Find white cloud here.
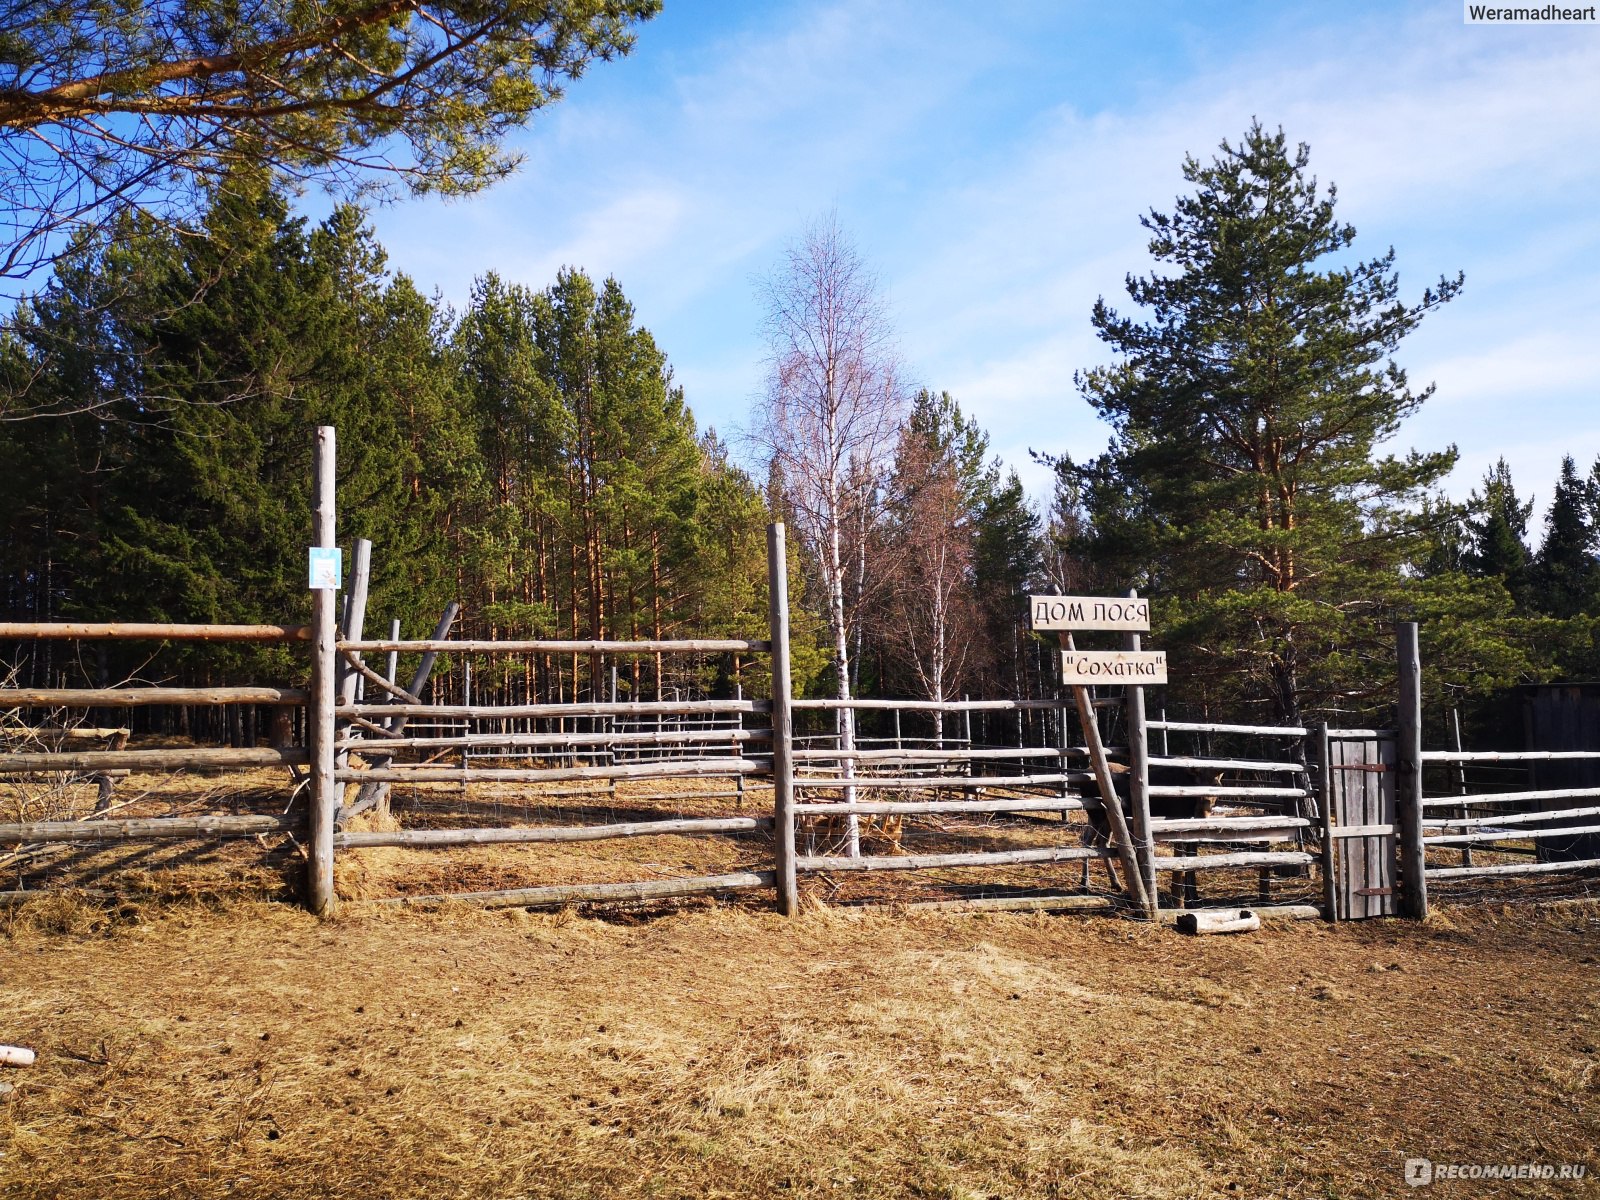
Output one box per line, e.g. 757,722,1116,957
365,0,1600,518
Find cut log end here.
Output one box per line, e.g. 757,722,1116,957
1173,909,1262,936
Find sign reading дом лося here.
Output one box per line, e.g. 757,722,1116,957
1029,594,1150,632
1029,594,1166,684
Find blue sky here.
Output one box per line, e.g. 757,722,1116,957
365,0,1600,522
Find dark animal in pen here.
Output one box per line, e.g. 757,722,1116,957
1079,765,1231,907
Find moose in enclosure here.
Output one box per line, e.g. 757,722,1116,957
802,806,905,856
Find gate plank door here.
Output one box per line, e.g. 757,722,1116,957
1329,735,1396,920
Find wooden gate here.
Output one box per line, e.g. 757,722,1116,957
1323,731,1396,919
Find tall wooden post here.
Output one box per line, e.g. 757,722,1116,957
1451,707,1473,868
308,426,338,915
386,618,400,690
767,523,798,916
1317,722,1338,921
1395,621,1428,920
1121,591,1158,913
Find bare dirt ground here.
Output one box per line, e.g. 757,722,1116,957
3,768,1598,1197
2,894,1598,1200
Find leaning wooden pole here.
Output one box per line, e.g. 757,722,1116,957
1121,593,1158,915
308,426,338,916
1061,632,1149,914
344,601,462,820
767,522,799,917
335,538,372,775
1395,621,1428,920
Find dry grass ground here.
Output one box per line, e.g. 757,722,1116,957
2,895,1598,1200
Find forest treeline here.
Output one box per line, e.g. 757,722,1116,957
2,142,1598,734
0,186,1049,711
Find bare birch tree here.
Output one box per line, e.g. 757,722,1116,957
754,214,904,855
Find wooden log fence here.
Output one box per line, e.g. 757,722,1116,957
793,773,1094,790
1147,720,1310,737
1420,749,1600,763
0,686,308,706
1151,850,1315,871
796,845,1111,873
0,746,308,772
1421,787,1600,808
335,815,771,848
0,814,303,844
10,435,1597,924
380,871,777,909
1147,784,1308,799
334,728,773,752
0,623,310,642
341,638,771,654
0,604,318,864
1423,805,1600,830
793,797,1086,816
793,746,1069,761
335,759,770,785
1424,823,1600,846
341,700,772,719
1425,857,1600,880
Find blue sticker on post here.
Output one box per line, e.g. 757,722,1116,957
308,546,342,590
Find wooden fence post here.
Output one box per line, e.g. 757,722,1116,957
767,522,798,916
308,426,338,915
1317,722,1338,921
1396,621,1428,920
1121,591,1158,914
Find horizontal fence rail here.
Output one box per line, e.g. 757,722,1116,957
379,872,778,910
338,638,771,654
1148,756,1306,774
793,797,1086,816
0,814,304,844
796,846,1112,873
1420,749,1600,763
0,686,308,707
0,747,307,772
334,729,772,752
334,759,770,784
334,815,772,849
341,700,772,719
1146,720,1309,737
792,697,1117,711
0,622,310,641
1421,788,1600,808
1422,805,1600,830
792,773,1093,790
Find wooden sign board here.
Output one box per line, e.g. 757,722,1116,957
1060,649,1167,686
1030,595,1150,632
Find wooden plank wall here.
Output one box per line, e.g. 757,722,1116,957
1330,736,1396,919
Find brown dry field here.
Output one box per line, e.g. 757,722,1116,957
1,892,1597,1199
4,770,1600,1198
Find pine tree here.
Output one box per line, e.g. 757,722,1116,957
972,470,1043,700
1463,458,1532,608
1533,456,1600,620
1072,122,1465,723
